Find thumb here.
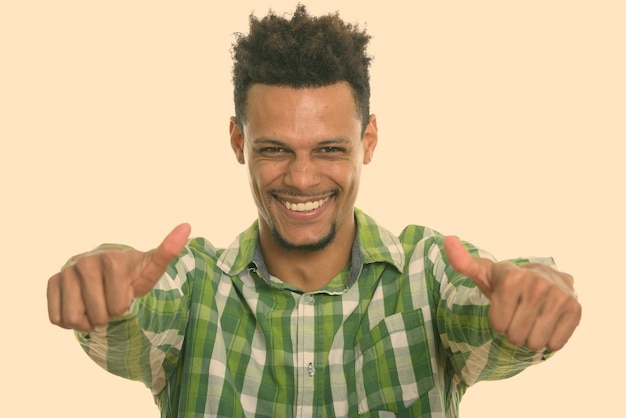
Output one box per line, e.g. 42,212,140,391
132,223,192,297
443,236,493,298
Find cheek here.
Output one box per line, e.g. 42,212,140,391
246,162,262,196
328,161,361,186
248,162,283,193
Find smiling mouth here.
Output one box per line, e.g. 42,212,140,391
280,197,331,212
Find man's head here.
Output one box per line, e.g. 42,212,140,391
231,4,372,134
229,5,377,255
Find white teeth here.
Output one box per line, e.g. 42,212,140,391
284,198,328,212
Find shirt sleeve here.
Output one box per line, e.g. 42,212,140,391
74,243,197,395
431,237,556,386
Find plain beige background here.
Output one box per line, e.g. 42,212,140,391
1,1,623,416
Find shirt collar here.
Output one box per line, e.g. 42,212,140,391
216,208,404,287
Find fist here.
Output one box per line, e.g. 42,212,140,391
47,223,191,333
444,236,582,351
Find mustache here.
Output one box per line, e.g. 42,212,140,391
268,188,338,198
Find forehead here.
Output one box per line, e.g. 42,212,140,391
243,82,361,140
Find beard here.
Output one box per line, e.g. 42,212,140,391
271,221,337,252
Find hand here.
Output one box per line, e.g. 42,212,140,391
47,223,191,333
443,236,582,352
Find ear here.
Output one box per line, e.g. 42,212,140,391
229,117,245,164
362,114,378,164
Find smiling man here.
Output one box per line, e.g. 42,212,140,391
47,5,581,417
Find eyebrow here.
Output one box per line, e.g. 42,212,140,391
252,138,286,146
318,138,351,146
252,137,351,146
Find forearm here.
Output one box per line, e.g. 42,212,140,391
76,311,158,387
75,273,190,394
438,290,549,386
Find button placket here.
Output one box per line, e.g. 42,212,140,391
295,293,316,416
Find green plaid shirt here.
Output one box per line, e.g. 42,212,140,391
77,209,552,417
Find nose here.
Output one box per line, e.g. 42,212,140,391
284,154,320,190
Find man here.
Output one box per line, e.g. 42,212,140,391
47,5,581,417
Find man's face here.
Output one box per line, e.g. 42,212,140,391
230,82,377,251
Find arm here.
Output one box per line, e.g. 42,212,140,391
74,250,194,393
434,237,581,385
47,224,192,392
443,236,581,352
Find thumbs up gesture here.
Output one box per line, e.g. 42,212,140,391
443,236,582,352
47,223,191,333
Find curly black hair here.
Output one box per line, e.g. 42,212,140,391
231,4,372,134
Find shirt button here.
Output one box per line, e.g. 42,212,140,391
304,295,314,305
307,362,315,377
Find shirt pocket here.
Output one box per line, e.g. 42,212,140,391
354,309,435,414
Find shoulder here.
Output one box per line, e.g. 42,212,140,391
355,208,449,273
355,208,443,246
162,237,224,282
187,236,223,259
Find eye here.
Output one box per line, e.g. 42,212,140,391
319,146,345,153
260,147,286,154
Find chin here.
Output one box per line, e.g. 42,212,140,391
271,223,337,252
